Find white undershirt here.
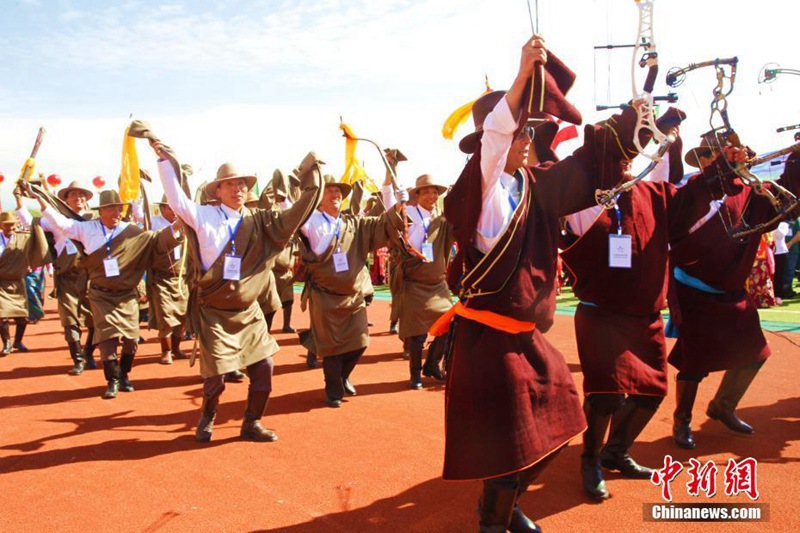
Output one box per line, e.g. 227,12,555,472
382,186,432,250
41,208,130,256
16,207,84,256
475,97,524,253
157,159,242,270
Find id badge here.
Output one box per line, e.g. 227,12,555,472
173,246,182,261
609,234,632,269
421,242,434,262
64,239,78,256
103,257,120,277
223,254,242,281
333,251,349,273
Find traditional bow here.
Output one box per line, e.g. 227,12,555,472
667,57,800,239
594,0,678,209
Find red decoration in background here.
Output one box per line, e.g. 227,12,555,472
0,173,5,184
46,174,62,187
92,176,105,189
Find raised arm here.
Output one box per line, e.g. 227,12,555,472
156,159,200,230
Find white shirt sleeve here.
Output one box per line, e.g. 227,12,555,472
157,159,199,230
16,208,33,230
41,205,85,242
382,184,396,211
473,97,520,253
131,199,145,224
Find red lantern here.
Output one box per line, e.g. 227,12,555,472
92,176,105,189
0,173,5,184
46,174,62,187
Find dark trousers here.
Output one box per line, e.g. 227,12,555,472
203,357,274,399
774,253,788,299
98,337,138,361
322,348,366,401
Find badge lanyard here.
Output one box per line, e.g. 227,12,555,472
0,233,7,247
100,223,119,258
501,181,518,211
322,212,342,252
414,206,431,243
612,198,623,236
220,208,244,255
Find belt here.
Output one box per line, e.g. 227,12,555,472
429,301,536,337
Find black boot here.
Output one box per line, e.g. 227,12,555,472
600,399,658,479
265,311,275,332
0,321,10,356
225,369,246,383
119,352,135,392
409,341,423,390
159,337,172,365
581,399,611,501
422,337,445,381
195,393,221,443
478,479,517,533
68,341,85,375
389,320,398,334
581,400,611,501
706,363,763,434
673,380,699,449
240,390,278,442
306,352,318,369
84,328,97,369
102,359,120,399
171,329,189,359
13,320,28,352
281,304,296,333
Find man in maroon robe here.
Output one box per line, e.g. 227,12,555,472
669,141,800,449
559,134,739,501
434,35,679,532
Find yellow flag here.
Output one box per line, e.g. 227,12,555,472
339,122,380,194
441,78,492,140
18,157,35,182
119,125,140,205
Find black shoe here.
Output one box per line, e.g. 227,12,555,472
410,372,423,390
581,456,609,501
600,450,653,479
389,321,398,334
1,339,11,356
306,352,318,369
282,325,296,334
119,374,135,392
13,342,28,353
225,370,246,383
423,364,445,381
195,411,216,443
69,360,85,376
706,403,754,434
103,380,119,399
326,396,342,408
240,418,278,442
343,379,357,396
84,355,97,369
510,505,542,533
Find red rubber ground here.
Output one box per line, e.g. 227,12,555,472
1,294,798,531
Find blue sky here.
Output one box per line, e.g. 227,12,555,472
1,0,798,207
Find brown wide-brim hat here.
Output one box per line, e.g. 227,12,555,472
323,174,352,198
410,174,448,195
97,190,129,208
0,211,19,225
684,131,727,168
205,162,258,199
57,180,94,202
154,194,170,206
244,191,260,206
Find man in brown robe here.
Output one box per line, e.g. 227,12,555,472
152,140,322,443
15,181,98,373
31,188,181,399
148,196,189,364
0,211,48,356
246,191,283,332
297,174,404,407
433,36,671,531
668,140,800,448
383,172,453,389
270,169,301,333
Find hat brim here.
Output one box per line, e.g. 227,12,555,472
324,182,352,198
411,184,448,195
684,147,713,169
97,202,130,208
459,129,483,154
206,175,258,199
57,186,94,202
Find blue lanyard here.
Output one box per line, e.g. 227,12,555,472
611,197,623,235
219,208,244,255
0,233,7,247
100,223,119,258
322,212,342,251
414,206,430,242
501,176,519,211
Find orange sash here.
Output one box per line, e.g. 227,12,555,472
429,301,536,337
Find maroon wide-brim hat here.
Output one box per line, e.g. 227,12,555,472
459,50,582,155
